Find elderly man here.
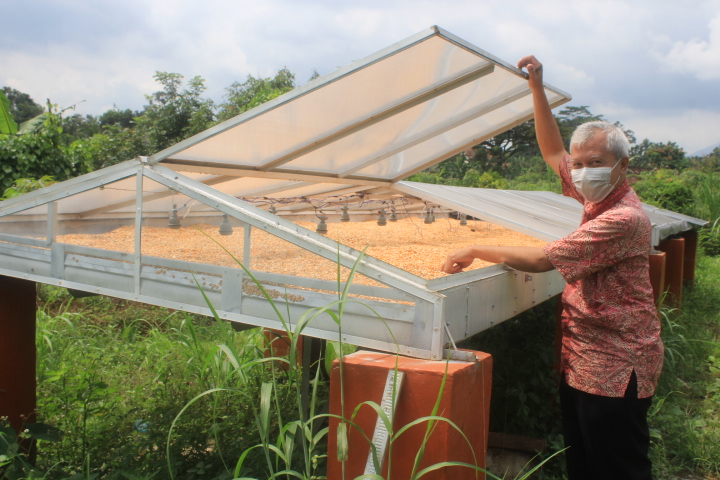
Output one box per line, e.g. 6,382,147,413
442,56,664,480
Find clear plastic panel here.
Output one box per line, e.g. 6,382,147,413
170,37,485,167
354,91,537,179
53,177,140,253
286,69,523,174
0,205,48,245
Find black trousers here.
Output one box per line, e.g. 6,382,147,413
559,372,653,480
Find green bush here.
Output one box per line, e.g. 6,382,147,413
633,169,695,215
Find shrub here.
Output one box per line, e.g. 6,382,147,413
633,169,695,215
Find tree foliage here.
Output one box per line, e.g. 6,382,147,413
0,89,19,135
631,139,687,170
136,72,216,153
0,108,86,193
2,86,44,124
217,68,295,122
1,175,57,200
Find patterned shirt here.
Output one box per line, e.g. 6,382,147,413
542,155,664,398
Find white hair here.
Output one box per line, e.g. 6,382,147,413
570,121,630,161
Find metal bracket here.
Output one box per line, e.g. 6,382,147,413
364,370,405,475
442,349,478,362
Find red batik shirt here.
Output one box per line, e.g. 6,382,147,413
542,155,664,398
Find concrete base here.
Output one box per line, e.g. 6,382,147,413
327,350,492,480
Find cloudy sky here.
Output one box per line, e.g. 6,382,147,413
2,0,720,154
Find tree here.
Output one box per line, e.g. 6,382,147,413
62,113,101,142
0,107,87,193
135,72,216,153
631,140,686,170
217,68,295,122
99,108,136,129
555,106,636,148
466,120,539,175
1,87,44,124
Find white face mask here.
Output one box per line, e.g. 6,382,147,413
571,158,622,203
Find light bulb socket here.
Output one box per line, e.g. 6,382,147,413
219,214,233,235
340,206,350,222
377,208,387,226
168,206,181,229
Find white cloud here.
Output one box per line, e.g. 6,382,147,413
655,13,720,80
1,48,159,114
1,0,718,154
597,102,720,153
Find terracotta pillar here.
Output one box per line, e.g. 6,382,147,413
263,329,303,369
680,230,698,287
657,237,685,308
648,251,667,305
328,350,493,480
0,276,37,435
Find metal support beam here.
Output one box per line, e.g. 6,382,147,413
134,171,143,295
46,201,58,247
161,162,393,188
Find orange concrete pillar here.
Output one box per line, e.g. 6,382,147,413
680,230,698,287
0,276,37,437
328,350,492,480
649,251,667,305
657,237,685,308
263,329,303,369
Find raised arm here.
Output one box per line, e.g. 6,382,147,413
516,55,568,175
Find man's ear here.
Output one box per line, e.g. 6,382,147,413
620,156,630,172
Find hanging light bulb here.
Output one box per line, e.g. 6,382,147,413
269,204,277,215
423,208,433,224
219,214,233,235
459,213,468,226
377,208,387,226
389,206,397,222
340,205,350,222
316,214,328,234
168,204,181,229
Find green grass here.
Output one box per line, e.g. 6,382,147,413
33,287,290,479
649,254,720,479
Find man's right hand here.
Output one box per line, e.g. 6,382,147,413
517,55,544,91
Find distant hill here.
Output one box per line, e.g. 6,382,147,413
689,143,720,157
